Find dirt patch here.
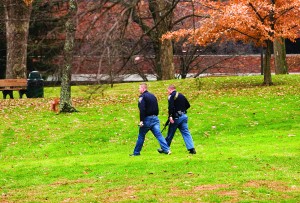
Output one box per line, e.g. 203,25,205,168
168,186,195,196
1,193,9,203
50,179,96,186
81,187,94,193
167,185,238,202
217,190,240,203
244,180,299,192
61,197,77,202
194,184,229,191
217,190,239,196
103,186,138,202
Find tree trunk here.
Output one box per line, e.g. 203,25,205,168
0,3,6,79
149,0,175,80
4,0,32,79
131,0,175,80
263,40,273,86
59,0,77,113
260,47,264,75
159,39,174,80
274,37,288,74
180,56,187,79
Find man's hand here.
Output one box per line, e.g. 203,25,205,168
169,117,174,124
139,121,144,127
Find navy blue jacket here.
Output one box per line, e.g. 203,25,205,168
168,91,190,118
138,91,159,122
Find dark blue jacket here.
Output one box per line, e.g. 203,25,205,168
168,91,190,118
138,91,159,122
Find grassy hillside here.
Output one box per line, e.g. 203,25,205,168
0,75,299,202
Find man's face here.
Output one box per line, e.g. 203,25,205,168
167,88,172,95
139,85,144,94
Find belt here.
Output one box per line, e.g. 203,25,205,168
175,111,186,117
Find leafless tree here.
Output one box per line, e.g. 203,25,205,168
2,0,32,79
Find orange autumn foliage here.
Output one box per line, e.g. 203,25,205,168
23,0,33,6
163,0,300,47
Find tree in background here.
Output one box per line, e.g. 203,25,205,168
60,0,77,113
273,37,288,74
74,1,131,85
28,0,67,79
69,0,180,81
125,0,177,80
126,0,213,80
3,0,33,78
0,4,6,79
163,0,300,85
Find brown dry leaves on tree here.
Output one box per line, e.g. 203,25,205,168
163,0,300,47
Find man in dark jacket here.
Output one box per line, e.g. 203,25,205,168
159,84,196,154
130,83,171,156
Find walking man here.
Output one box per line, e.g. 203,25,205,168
130,83,171,156
159,84,196,154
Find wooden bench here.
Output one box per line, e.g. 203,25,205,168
0,79,27,99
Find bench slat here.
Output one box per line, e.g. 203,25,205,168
0,79,27,89
0,79,28,99
0,87,26,90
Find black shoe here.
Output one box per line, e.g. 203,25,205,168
188,148,196,154
129,153,140,156
157,149,171,155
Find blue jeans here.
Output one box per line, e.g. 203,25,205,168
133,116,170,155
166,114,194,150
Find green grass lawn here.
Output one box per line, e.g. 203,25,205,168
0,75,299,202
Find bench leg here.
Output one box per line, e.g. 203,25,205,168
3,90,13,99
19,90,27,98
